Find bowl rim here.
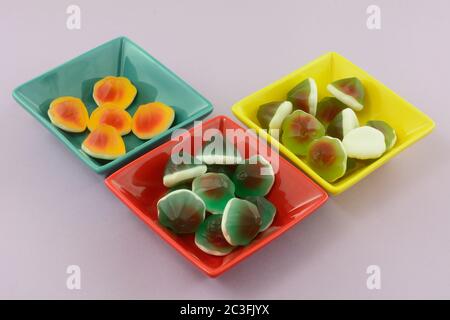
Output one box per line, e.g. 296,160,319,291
104,115,329,277
231,51,436,194
12,36,213,174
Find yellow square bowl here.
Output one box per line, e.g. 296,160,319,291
231,52,435,195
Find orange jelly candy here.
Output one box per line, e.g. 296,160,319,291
93,76,137,109
88,104,132,136
81,124,126,160
132,102,175,140
48,96,89,133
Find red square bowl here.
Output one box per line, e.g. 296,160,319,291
105,115,328,277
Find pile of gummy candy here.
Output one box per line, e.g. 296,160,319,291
47,76,175,161
157,135,277,256
257,77,397,182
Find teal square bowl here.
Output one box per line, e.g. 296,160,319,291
12,37,213,174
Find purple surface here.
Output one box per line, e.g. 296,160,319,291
1,0,449,299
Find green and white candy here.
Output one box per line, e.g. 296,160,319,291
192,173,235,214
257,101,293,139
168,182,192,192
281,110,325,156
157,189,206,234
327,77,365,111
345,158,366,176
207,164,237,179
306,136,347,182
287,78,318,116
195,134,242,165
163,154,207,188
342,126,386,159
233,155,275,197
316,97,347,127
195,214,235,256
326,108,359,140
366,120,397,150
222,198,262,246
245,196,276,232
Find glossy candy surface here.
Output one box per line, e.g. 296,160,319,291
367,120,397,150
206,164,237,179
93,76,137,109
163,153,207,188
233,155,275,197
195,214,235,256
343,126,386,159
316,97,347,127
306,136,347,182
168,182,193,192
157,189,206,234
287,78,318,115
48,96,88,133
257,101,293,139
88,104,132,136
192,173,235,214
327,77,365,111
245,196,276,232
281,110,325,156
326,108,359,140
222,198,262,246
81,124,126,160
195,134,242,165
132,102,175,140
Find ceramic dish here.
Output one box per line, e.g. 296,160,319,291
13,37,213,174
231,52,435,194
105,115,328,277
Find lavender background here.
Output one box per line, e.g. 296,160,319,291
1,0,449,299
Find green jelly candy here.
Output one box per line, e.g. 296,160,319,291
287,78,318,115
163,154,207,188
245,196,276,232
281,110,325,156
195,214,235,256
257,101,293,138
327,77,365,111
195,134,242,165
168,182,192,192
233,155,275,197
207,164,237,179
366,120,397,150
316,97,347,127
192,173,235,214
344,158,366,177
157,190,205,234
306,136,347,182
326,108,359,140
222,198,262,246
